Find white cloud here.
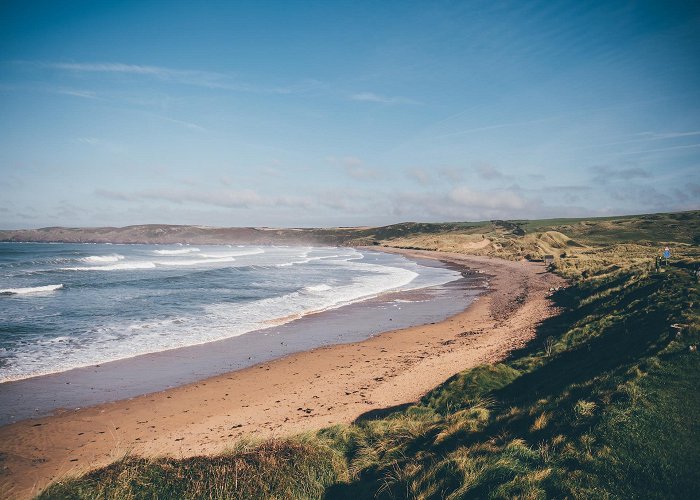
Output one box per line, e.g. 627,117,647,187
55,88,101,99
386,185,545,222
27,61,320,95
142,188,264,208
74,137,125,153
475,164,507,180
94,187,312,210
48,62,174,75
618,143,700,156
94,188,134,201
637,130,700,140
605,185,672,207
437,167,465,183
152,114,207,132
449,186,528,210
590,165,650,183
406,168,432,183
405,166,466,184
350,92,415,104
436,116,556,139
327,156,379,180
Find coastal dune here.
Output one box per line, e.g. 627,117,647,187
0,250,564,499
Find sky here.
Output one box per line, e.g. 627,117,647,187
1,0,699,229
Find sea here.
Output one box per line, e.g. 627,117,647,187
0,243,465,389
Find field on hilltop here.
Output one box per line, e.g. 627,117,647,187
361,211,700,280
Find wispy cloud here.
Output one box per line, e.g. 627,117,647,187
94,187,312,210
350,92,415,104
432,97,700,142
637,131,700,140
406,168,432,183
436,116,557,138
618,143,700,156
94,188,133,201
590,165,651,183
562,130,700,152
405,166,466,184
74,136,126,153
154,114,207,132
22,61,320,95
389,187,544,221
0,83,103,100
55,88,101,100
449,186,527,211
476,164,508,180
327,156,379,180
47,62,176,75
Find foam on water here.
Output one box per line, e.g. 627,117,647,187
81,254,125,263
62,248,267,271
198,249,264,258
0,284,64,295
153,247,201,255
155,256,237,266
0,243,461,382
63,261,158,271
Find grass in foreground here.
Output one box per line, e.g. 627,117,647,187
40,439,347,499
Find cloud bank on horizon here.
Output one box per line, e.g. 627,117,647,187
0,0,699,228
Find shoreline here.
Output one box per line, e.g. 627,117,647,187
0,249,565,499
0,252,473,424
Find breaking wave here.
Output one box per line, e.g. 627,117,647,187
0,284,64,295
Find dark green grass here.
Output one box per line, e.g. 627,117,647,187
319,266,699,499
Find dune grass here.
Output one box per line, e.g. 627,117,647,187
38,211,700,499
39,438,348,499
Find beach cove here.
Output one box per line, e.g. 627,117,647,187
0,249,564,499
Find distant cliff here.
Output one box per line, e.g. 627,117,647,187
0,224,362,246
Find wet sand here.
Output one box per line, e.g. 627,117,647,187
0,250,564,499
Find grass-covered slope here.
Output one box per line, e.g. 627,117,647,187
374,211,700,281
39,440,347,499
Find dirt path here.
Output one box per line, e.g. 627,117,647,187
0,250,564,499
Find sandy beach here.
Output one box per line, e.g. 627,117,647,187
0,250,564,499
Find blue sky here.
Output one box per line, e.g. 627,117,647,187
1,0,699,228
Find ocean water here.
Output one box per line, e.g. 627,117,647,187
0,243,461,384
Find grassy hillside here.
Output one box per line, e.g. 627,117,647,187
4,210,699,250
373,211,700,280
35,211,700,499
